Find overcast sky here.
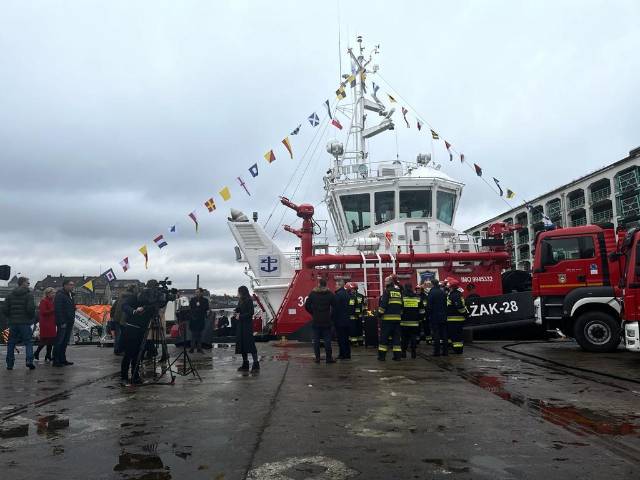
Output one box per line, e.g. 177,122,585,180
1,1,639,294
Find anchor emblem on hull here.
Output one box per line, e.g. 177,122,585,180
260,255,279,273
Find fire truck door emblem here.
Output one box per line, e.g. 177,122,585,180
558,273,567,284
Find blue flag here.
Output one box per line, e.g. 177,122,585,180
308,112,319,127
249,163,259,178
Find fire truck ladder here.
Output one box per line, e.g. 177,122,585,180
360,251,384,300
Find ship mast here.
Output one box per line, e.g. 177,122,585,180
348,35,368,165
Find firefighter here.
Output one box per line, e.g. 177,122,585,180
346,283,358,346
427,279,448,356
400,284,424,359
446,277,468,354
377,275,403,361
348,283,365,346
416,284,431,344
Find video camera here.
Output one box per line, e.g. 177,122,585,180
157,277,178,303
0,265,10,281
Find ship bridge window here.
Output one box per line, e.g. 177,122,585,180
375,191,396,225
437,190,456,225
340,193,371,234
400,190,432,218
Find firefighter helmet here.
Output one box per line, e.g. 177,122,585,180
445,276,460,288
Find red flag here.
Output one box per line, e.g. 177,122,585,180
445,141,453,161
417,120,422,131
460,153,465,163
474,163,483,177
264,149,276,163
331,119,343,130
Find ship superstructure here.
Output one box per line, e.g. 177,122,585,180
228,38,524,337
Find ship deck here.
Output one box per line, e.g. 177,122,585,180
1,340,639,479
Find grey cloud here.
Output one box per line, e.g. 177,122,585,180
1,0,639,292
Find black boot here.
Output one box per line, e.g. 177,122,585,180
392,352,402,361
251,361,260,372
411,348,417,359
377,351,386,361
237,361,250,372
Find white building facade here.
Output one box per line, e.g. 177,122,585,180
465,146,640,271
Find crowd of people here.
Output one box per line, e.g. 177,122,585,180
2,276,77,370
3,272,465,378
304,275,467,363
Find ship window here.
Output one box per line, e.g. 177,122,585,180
340,193,371,234
400,190,432,218
437,191,456,225
375,191,396,225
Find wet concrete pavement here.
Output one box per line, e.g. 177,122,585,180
0,340,639,479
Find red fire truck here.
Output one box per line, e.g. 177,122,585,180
619,228,640,352
531,224,640,352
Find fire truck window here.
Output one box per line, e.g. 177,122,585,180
437,191,456,225
340,193,371,234
375,191,396,225
542,236,596,265
400,190,432,218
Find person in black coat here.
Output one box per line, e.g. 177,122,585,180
304,278,336,364
189,288,209,353
234,285,259,372
52,279,76,367
120,287,145,383
332,279,351,360
427,279,448,356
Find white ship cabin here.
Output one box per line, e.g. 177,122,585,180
324,157,477,255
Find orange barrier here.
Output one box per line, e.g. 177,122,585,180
77,305,112,324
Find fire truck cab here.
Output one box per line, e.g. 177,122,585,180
532,225,623,352
620,228,640,351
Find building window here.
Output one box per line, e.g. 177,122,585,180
399,190,432,219
340,193,371,234
436,190,456,225
374,191,395,225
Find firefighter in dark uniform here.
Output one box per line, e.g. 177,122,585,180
377,275,403,361
400,284,424,359
416,284,431,344
446,277,468,354
346,283,358,346
348,283,365,346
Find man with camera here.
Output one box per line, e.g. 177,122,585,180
120,279,174,384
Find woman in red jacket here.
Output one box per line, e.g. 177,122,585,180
35,287,57,361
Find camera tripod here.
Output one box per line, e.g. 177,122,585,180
168,321,202,381
133,314,176,385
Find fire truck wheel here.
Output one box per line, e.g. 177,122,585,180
574,311,621,353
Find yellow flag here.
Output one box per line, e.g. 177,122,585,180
506,189,516,199
219,186,231,201
139,245,149,269
82,279,94,293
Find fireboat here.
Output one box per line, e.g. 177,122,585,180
227,37,533,339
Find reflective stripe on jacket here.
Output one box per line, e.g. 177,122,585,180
401,293,425,327
378,285,403,321
446,289,467,322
